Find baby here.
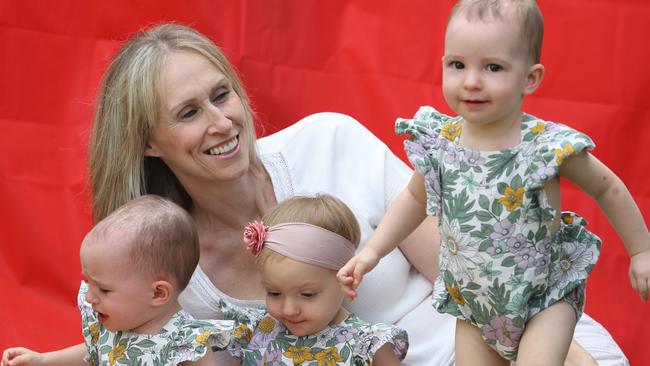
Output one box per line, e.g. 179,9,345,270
339,0,650,364
2,195,233,366
220,194,408,365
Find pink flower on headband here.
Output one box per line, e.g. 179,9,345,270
243,220,268,256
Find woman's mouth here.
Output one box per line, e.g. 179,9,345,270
205,135,239,156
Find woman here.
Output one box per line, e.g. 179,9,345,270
88,23,625,365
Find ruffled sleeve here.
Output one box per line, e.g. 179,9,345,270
168,311,234,364
395,105,455,216
217,299,266,360
526,121,595,190
348,314,409,362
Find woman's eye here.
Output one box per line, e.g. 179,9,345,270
211,90,230,104
487,64,502,72
179,107,197,120
449,61,464,69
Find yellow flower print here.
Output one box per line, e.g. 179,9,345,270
234,324,253,342
531,121,546,134
283,346,314,364
441,122,462,141
446,284,466,305
89,323,100,344
554,144,575,165
496,186,525,212
258,316,277,333
315,347,344,366
562,215,574,225
196,331,211,345
108,344,126,365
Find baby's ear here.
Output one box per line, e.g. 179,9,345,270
151,280,173,306
524,63,545,95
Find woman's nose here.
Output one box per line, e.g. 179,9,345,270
206,105,233,134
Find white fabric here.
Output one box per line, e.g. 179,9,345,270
180,112,627,365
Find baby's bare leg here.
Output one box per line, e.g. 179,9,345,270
517,301,577,366
455,319,508,366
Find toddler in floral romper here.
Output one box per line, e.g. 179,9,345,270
339,1,650,364
2,195,233,366
228,194,408,366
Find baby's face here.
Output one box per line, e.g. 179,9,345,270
442,14,535,127
260,256,347,336
79,234,155,333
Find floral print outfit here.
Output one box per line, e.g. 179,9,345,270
396,106,602,360
219,300,408,365
78,282,234,365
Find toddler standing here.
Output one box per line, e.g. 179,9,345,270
338,1,650,364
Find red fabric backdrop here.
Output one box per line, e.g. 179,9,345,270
1,1,648,364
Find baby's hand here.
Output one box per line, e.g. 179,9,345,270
629,249,650,302
337,247,381,300
1,348,44,366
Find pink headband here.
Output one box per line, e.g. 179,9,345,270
243,221,356,271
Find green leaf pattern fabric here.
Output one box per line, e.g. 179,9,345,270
395,106,602,360
218,300,408,365
78,282,234,365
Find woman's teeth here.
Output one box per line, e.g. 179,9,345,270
207,136,238,155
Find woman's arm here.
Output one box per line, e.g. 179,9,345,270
397,215,440,283
561,151,650,301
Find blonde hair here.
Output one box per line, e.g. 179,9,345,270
450,0,544,63
256,194,361,268
89,195,199,290
89,23,263,222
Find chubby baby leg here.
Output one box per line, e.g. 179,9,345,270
517,301,577,366
455,319,509,366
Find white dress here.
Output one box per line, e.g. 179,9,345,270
180,112,628,365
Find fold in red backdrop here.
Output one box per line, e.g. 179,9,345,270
1,1,648,364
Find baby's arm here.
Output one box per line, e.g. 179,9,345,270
561,151,650,301
1,344,86,366
371,344,401,366
338,172,429,299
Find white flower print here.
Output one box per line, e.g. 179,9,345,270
441,219,481,281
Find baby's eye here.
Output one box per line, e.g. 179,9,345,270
99,288,110,294
301,292,317,298
267,291,281,298
449,61,465,70
486,64,503,72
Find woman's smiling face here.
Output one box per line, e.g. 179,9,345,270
145,50,250,185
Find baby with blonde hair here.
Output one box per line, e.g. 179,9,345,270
219,194,408,366
2,195,233,366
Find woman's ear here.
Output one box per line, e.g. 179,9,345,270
144,142,161,157
523,63,545,96
151,280,174,306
